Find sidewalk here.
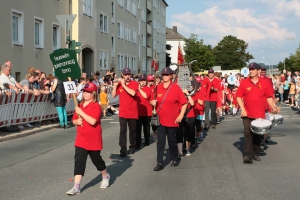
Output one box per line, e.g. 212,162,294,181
0,122,62,142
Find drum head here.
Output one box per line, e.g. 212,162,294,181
274,114,283,119
251,119,272,127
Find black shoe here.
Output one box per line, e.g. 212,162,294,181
243,156,253,164
143,142,150,146
204,127,209,130
253,155,261,161
154,163,163,171
211,124,216,129
217,120,221,124
129,148,135,154
263,145,268,150
64,125,70,129
171,160,179,167
119,151,127,157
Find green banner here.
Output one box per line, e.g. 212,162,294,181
50,48,81,81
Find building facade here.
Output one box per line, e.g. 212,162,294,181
0,0,168,80
166,26,185,64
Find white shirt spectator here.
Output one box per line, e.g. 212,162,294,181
98,77,105,85
0,73,17,89
77,83,84,101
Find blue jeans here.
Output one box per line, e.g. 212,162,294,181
280,93,284,103
56,106,68,127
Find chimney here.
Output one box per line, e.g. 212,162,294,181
173,26,177,33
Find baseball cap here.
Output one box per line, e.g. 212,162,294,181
248,62,262,70
161,67,173,75
138,74,147,81
81,82,98,93
122,68,131,75
261,67,266,71
147,74,154,81
208,69,214,73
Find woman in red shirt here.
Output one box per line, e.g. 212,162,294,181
66,82,110,195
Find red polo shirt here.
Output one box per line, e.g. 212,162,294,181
194,89,205,115
236,77,273,119
136,86,152,116
116,81,139,119
186,94,198,118
201,77,221,102
150,82,187,127
72,101,103,150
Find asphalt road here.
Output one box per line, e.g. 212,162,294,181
0,105,300,200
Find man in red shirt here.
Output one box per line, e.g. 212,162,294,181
236,62,280,164
111,68,139,157
201,69,220,129
136,74,152,149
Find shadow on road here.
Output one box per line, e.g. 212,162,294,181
233,137,245,157
81,154,133,192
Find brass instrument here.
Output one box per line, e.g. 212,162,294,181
170,60,198,96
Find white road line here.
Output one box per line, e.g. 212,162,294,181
101,119,114,121
109,122,119,124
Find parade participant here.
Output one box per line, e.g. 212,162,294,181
231,86,238,117
136,74,152,149
215,72,224,124
66,82,110,195
236,62,279,164
201,69,220,129
147,74,155,89
151,75,161,142
223,83,231,115
99,86,109,118
195,78,205,142
111,68,139,157
151,67,187,171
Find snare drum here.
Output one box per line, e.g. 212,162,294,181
250,119,272,135
266,113,275,125
274,114,284,125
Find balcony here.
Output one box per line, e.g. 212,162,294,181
147,0,152,12
147,47,152,58
147,24,152,35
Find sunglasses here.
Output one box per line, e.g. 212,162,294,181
162,74,170,76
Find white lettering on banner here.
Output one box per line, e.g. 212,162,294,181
62,68,71,73
54,53,70,61
54,59,76,69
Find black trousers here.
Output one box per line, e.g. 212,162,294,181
136,116,151,148
204,101,217,126
243,117,261,158
195,119,202,132
119,117,136,152
283,89,289,102
74,147,106,176
157,125,178,164
152,125,158,132
177,118,195,144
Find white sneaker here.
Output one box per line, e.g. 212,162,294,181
24,123,33,128
18,125,25,129
66,186,80,195
100,173,110,189
186,150,191,156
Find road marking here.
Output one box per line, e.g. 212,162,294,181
101,119,114,121
109,122,119,124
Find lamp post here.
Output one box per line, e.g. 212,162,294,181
270,47,286,71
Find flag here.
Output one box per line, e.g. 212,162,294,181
177,42,185,64
151,59,159,71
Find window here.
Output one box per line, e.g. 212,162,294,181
118,21,124,39
153,19,156,30
125,0,131,12
118,54,124,70
141,8,146,22
111,35,115,57
34,17,44,49
132,57,136,70
124,24,128,40
118,0,124,7
127,26,131,41
138,20,140,35
142,58,146,71
138,46,140,60
99,50,108,69
153,0,157,8
142,33,146,47
111,1,115,23
83,0,93,17
53,24,60,50
124,55,128,68
132,1,137,16
132,29,137,44
100,12,108,33
153,39,156,50
11,9,24,45
128,56,131,69
138,0,140,9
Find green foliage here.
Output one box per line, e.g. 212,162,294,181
183,34,215,72
213,35,254,70
277,45,300,72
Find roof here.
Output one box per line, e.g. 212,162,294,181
166,26,185,40
162,0,168,6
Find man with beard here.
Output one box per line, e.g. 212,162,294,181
111,68,139,157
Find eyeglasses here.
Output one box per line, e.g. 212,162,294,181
162,74,170,76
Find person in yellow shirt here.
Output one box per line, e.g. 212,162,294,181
100,86,109,117
289,80,296,106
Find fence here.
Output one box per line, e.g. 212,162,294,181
0,89,119,129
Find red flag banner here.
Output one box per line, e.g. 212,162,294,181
151,60,159,71
177,43,185,64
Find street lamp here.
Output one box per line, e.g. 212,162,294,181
270,47,286,70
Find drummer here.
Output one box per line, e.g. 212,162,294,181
236,62,280,164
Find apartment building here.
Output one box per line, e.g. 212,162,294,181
0,0,168,79
0,0,69,81
166,26,185,64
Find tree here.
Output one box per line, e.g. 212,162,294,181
277,45,300,72
213,35,254,70
183,34,215,72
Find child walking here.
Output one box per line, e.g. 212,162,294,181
99,86,109,118
66,82,110,195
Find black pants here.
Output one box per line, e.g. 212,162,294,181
157,125,178,164
177,118,195,143
136,116,151,148
119,117,136,152
195,119,202,132
152,125,158,132
242,117,261,158
204,101,217,127
283,89,289,102
74,147,106,176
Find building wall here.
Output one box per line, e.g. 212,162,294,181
0,0,69,81
166,40,185,64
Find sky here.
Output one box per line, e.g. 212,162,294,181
166,0,300,66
